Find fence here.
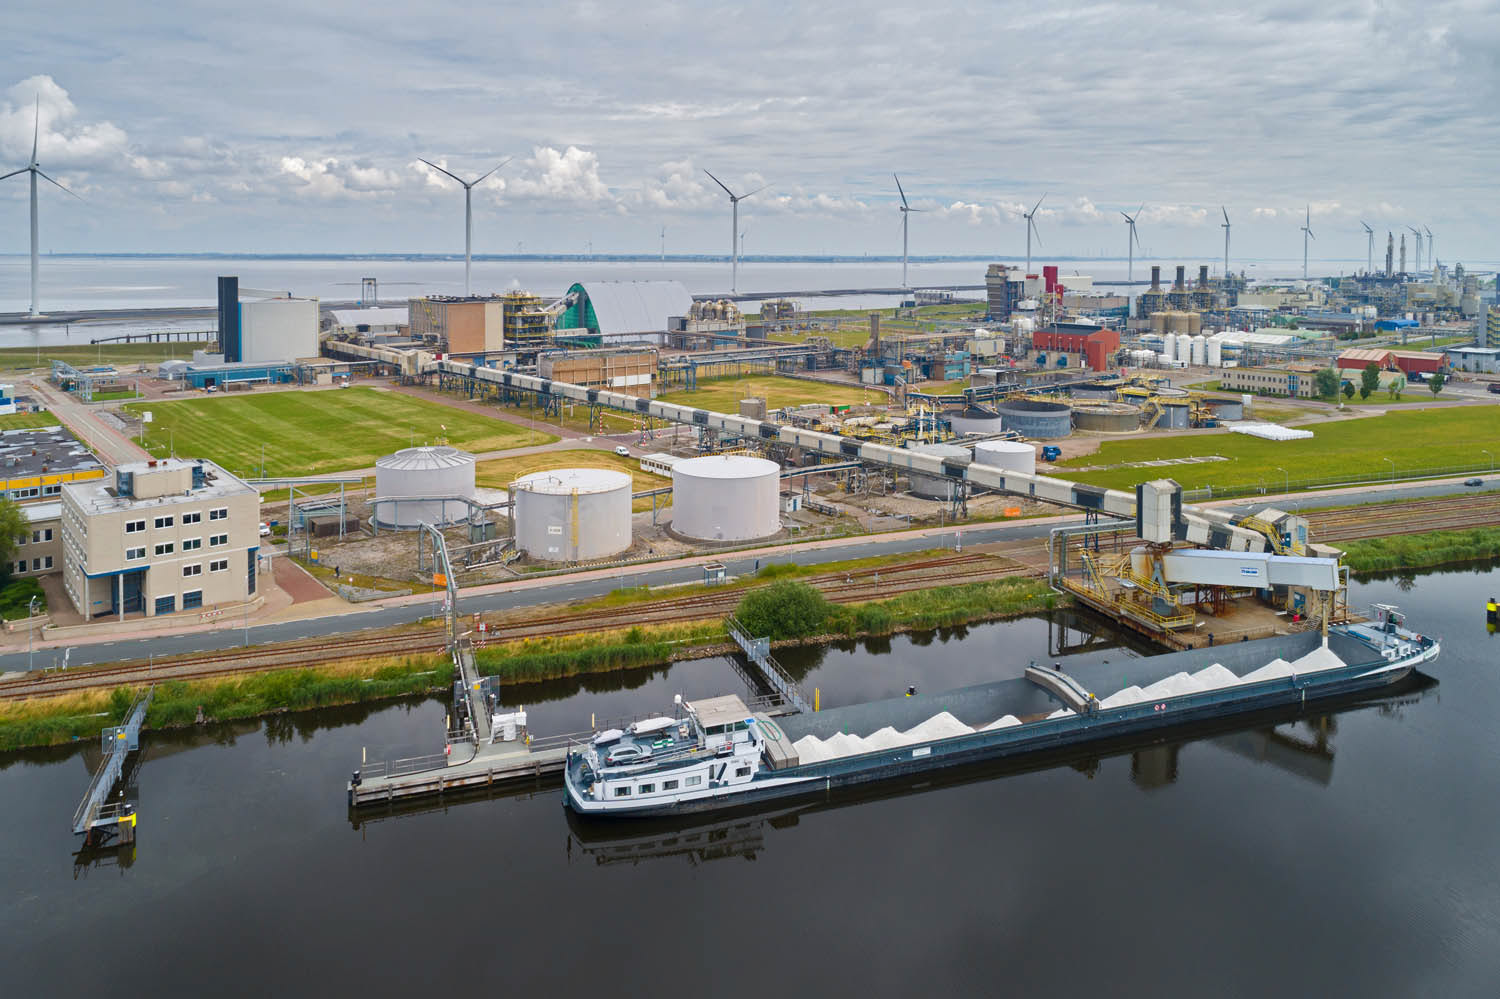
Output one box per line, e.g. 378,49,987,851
1182,460,1496,502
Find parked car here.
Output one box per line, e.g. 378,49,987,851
259,522,271,536
605,743,651,766
614,445,631,457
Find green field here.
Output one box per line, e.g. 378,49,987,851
0,340,218,372
474,449,669,511
125,388,557,477
1053,406,1500,492
659,375,883,413
0,410,61,430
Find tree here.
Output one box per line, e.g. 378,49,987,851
1360,362,1381,400
1388,375,1406,399
1429,371,1445,396
0,496,26,587
735,580,832,641
1342,381,1355,400
1314,367,1341,399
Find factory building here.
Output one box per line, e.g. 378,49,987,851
538,347,656,396
1218,366,1321,398
1031,324,1121,372
408,296,505,354
1444,346,1500,374
1335,348,1447,378
217,277,319,363
558,281,694,345
985,264,1025,319
325,308,408,338
0,425,107,504
60,459,260,620
1484,306,1500,349
498,290,554,345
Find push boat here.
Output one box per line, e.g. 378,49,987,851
563,606,1438,818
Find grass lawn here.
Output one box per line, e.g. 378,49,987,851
89,389,142,401
125,387,557,477
0,341,217,372
1052,406,1500,492
659,375,883,413
0,410,61,430
475,449,670,510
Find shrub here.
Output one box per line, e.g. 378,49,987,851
735,580,832,640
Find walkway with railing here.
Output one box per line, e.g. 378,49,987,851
725,617,811,714
73,689,153,840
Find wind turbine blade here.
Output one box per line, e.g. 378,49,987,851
31,96,40,166
1133,227,1141,250
1222,205,1229,225
1136,203,1144,218
471,157,513,187
1307,229,1315,241
703,169,735,198
1120,211,1132,222
35,169,83,201
894,173,908,209
1031,193,1047,216
418,158,468,185
741,184,769,200
0,167,28,182
1030,219,1043,249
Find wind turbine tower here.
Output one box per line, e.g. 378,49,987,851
1408,226,1423,275
1425,226,1434,272
704,169,766,295
1121,205,1142,315
1300,205,1315,280
1361,221,1373,274
418,156,511,296
894,174,923,289
1220,206,1231,280
1,97,83,317
1023,194,1046,273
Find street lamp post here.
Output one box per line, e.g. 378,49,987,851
1383,457,1395,482
1483,448,1494,472
1275,466,1288,493
27,595,38,671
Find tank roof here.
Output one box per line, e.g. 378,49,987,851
514,467,632,494
376,445,474,471
672,455,780,479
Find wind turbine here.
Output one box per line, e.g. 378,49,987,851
2,97,83,317
894,174,924,289
1023,193,1046,272
1220,206,1231,281
1361,221,1374,274
1424,226,1434,272
704,169,766,295
1121,205,1142,314
1300,204,1315,280
418,155,511,296
1408,226,1423,275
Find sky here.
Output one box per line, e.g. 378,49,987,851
2,0,1497,263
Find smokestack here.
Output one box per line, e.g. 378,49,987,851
1199,265,1209,287
1150,266,1161,291
868,312,881,353
1174,265,1186,291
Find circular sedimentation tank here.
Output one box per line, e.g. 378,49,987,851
946,405,1006,436
972,439,1036,475
994,399,1073,439
671,455,781,543
373,445,476,529
512,468,633,561
1072,402,1141,433
906,442,970,499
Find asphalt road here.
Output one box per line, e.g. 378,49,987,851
5,477,1489,674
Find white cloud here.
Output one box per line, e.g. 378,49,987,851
279,156,401,198
502,146,612,203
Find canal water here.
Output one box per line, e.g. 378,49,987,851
3,565,1498,995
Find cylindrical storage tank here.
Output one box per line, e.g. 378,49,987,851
1190,335,1206,366
1157,351,1172,367
1162,333,1177,361
1072,402,1141,433
1187,312,1203,335
906,443,970,500
1206,338,1222,368
994,399,1073,439
947,405,1007,436
1160,403,1191,429
374,445,476,529
1012,315,1035,338
513,468,632,561
1206,397,1244,421
973,439,1037,475
1150,312,1168,334
670,455,780,542
1168,311,1191,334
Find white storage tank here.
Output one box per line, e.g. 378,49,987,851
1190,335,1206,366
374,445,476,529
671,455,781,542
1158,351,1173,367
972,439,1037,475
513,468,632,561
1163,333,1178,363
906,442,970,499
1206,338,1223,368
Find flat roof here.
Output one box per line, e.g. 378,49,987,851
24,501,62,522
0,425,105,481
688,694,752,730
64,458,255,514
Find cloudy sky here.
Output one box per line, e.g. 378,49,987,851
3,1,1496,263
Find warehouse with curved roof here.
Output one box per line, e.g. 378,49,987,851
559,280,693,342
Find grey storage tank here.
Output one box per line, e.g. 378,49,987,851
946,405,1007,436
373,445,476,529
907,442,970,499
513,468,632,561
994,399,1073,439
1072,402,1141,433
671,455,781,542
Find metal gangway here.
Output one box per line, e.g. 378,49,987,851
725,617,811,714
72,689,153,843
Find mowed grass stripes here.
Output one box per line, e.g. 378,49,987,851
125,388,556,477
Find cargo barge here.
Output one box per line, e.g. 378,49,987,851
563,607,1438,818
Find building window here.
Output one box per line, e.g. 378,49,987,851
31,530,41,543
154,595,175,615
182,511,202,525
663,779,679,790
13,561,24,575
183,564,202,577
154,542,174,556
613,786,631,797
154,516,173,529
210,559,229,572
14,534,23,546
637,783,655,794
182,537,202,551
209,507,228,521
182,590,203,610
126,547,146,561
210,533,228,547
43,556,52,569
685,775,702,787
126,520,146,534
31,558,41,571
43,484,60,496
735,766,751,778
